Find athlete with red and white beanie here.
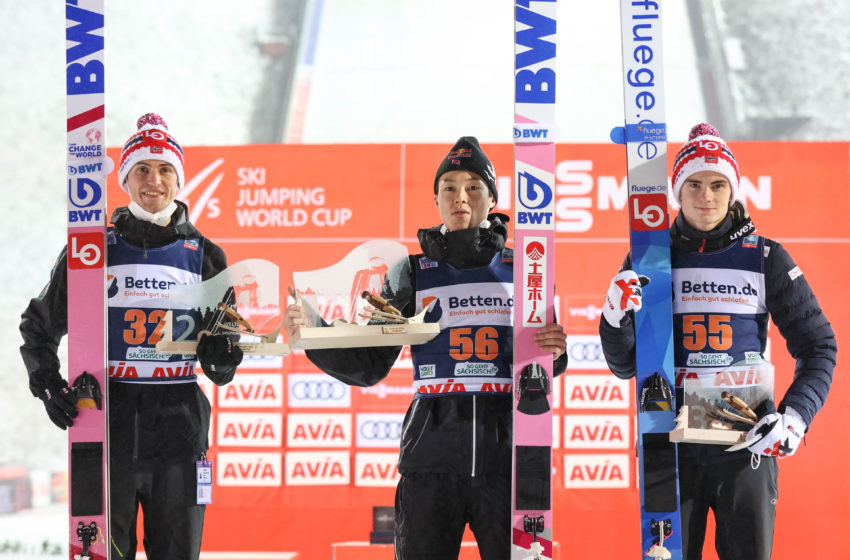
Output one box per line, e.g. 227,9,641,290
599,123,836,559
21,113,242,560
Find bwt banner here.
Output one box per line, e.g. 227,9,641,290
105,142,849,560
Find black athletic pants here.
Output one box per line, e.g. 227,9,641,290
679,454,778,560
107,382,211,560
395,472,511,560
109,455,205,560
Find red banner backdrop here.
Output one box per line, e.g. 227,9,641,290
105,142,849,559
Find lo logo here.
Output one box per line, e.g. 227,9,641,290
630,193,668,231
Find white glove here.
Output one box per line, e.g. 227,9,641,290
602,270,647,328
746,410,806,458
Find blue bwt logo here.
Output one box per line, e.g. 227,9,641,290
68,178,102,208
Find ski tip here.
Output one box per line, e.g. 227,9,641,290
610,126,626,145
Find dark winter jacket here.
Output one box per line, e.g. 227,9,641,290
305,215,568,476
20,201,232,457
599,204,836,460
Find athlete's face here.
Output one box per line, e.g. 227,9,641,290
124,160,179,214
435,170,495,231
678,170,733,232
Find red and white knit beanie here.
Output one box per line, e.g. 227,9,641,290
671,123,739,203
118,113,185,191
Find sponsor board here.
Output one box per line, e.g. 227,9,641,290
354,452,400,487
565,334,607,370
563,415,630,450
217,452,282,487
286,413,352,448
287,373,351,408
563,454,630,489
217,412,282,447
563,374,631,409
218,373,283,408
285,451,350,486
355,413,404,449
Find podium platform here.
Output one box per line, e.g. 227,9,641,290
332,541,561,559
137,553,300,560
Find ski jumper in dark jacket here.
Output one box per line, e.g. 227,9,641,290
20,202,237,560
304,216,568,560
599,203,836,560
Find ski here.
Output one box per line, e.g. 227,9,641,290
612,1,682,558
511,1,557,559
65,2,109,559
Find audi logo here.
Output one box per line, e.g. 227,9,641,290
568,341,604,362
359,420,403,440
290,380,347,400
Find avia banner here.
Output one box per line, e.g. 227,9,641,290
105,142,849,560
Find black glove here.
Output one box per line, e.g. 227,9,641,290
38,378,78,430
197,334,243,386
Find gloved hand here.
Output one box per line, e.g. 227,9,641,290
602,270,649,328
197,334,243,386
38,377,78,430
746,411,806,458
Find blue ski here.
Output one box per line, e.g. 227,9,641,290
612,1,682,558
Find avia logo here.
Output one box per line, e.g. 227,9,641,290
675,367,768,388
525,240,545,260
354,452,400,487
286,451,350,486
150,362,195,378
564,415,629,450
219,375,282,407
217,412,282,447
287,413,351,447
563,374,629,408
218,452,281,486
107,274,118,298
564,455,628,489
176,158,226,225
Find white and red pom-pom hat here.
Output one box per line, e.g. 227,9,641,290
117,113,185,192
671,123,740,203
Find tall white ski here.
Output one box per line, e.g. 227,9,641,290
511,1,557,559
65,2,110,559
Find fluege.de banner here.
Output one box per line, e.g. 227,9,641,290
102,142,848,560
